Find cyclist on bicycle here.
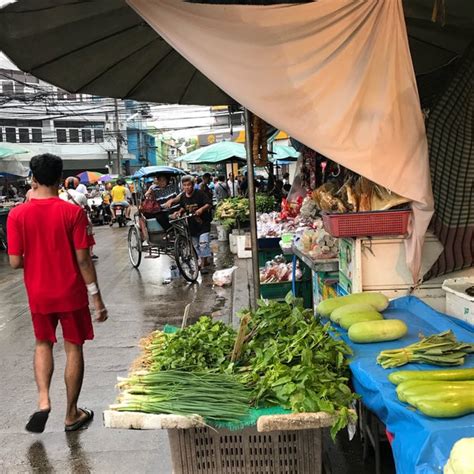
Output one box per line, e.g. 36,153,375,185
172,175,212,270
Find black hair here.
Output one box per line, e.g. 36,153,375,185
117,178,125,185
30,154,63,186
203,173,211,180
66,178,76,190
218,175,225,181
155,174,170,184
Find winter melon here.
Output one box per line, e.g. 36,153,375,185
317,292,389,317
339,311,384,330
330,303,376,323
348,319,408,343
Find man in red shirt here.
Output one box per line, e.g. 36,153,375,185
7,153,108,433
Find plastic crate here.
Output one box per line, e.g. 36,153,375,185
168,425,324,474
258,248,285,268
260,280,312,308
322,209,411,238
257,237,281,249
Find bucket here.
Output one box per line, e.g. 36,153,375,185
216,225,229,242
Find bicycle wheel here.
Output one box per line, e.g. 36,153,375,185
174,234,199,282
128,226,142,268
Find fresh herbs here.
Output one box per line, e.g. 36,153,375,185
237,295,358,438
215,198,250,229
145,317,236,373
377,330,474,369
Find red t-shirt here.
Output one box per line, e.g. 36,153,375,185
7,197,93,314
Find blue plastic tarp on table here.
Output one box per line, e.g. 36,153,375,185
335,296,474,474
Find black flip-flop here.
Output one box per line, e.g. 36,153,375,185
25,409,50,433
64,408,94,432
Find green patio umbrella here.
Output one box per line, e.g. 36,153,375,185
182,141,247,164
269,145,300,161
0,144,30,159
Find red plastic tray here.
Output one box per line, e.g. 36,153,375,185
322,209,411,238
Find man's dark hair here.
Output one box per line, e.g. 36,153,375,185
30,154,63,186
66,178,76,190
156,174,170,184
203,173,211,180
218,175,226,182
117,178,125,185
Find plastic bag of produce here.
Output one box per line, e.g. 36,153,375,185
213,266,238,287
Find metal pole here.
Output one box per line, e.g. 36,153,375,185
114,98,122,175
244,108,260,309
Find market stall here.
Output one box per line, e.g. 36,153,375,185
323,296,474,473
104,298,358,473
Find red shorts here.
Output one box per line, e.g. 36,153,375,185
31,306,94,345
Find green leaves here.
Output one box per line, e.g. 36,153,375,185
238,297,357,438
150,317,236,373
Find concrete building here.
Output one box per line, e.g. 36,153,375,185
0,58,156,176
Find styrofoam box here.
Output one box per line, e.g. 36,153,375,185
442,277,474,324
237,234,252,259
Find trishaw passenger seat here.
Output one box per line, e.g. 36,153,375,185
146,218,165,234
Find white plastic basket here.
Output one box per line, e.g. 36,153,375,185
442,277,474,324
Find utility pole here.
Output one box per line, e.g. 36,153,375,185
114,98,122,175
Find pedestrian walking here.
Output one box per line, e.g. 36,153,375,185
227,173,239,197
214,175,230,202
7,153,108,434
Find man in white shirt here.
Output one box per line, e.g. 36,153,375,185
76,182,88,195
227,173,239,197
60,178,88,208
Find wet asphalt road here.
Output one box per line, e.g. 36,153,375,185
0,225,232,473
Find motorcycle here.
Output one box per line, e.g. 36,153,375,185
88,196,112,226
88,196,104,225
112,205,127,228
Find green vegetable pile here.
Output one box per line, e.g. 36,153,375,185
215,197,250,229
111,371,250,423
113,296,357,438
143,317,236,373
237,295,357,438
255,194,276,213
377,330,474,369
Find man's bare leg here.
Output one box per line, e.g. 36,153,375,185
34,340,54,411
64,341,86,425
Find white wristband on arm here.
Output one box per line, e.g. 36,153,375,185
86,282,99,296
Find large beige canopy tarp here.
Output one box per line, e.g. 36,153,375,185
128,0,434,281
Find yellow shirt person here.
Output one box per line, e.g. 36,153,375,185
111,184,127,203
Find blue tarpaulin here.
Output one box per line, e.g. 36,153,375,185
335,296,474,474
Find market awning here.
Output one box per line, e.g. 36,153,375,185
1,1,472,106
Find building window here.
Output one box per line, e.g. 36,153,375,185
15,83,25,95
19,128,30,143
94,129,104,143
5,128,16,143
56,129,67,143
32,129,42,143
82,129,92,143
2,82,14,95
69,129,79,143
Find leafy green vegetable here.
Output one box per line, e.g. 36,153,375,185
255,194,276,213
149,316,236,373
237,295,358,438
215,197,250,229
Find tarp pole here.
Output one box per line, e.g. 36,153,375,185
244,108,260,309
